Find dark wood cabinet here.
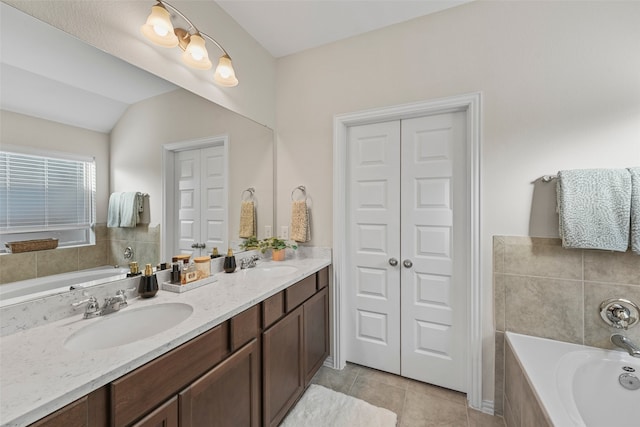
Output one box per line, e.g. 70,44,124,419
179,339,260,427
29,386,109,427
131,397,178,427
303,286,329,385
262,266,330,427
29,266,330,427
262,306,304,427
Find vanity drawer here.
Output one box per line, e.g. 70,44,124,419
230,305,260,351
262,291,285,329
111,321,230,427
317,267,329,290
285,274,316,312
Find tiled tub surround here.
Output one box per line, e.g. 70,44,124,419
0,223,160,284
493,236,640,417
0,250,330,427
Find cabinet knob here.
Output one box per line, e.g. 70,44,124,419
403,259,413,269
388,258,398,267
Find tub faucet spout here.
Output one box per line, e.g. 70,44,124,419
611,334,640,358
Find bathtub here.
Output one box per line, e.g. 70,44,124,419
0,266,129,307
506,332,640,426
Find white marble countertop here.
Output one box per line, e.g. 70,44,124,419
0,256,330,427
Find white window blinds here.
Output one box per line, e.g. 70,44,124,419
0,150,96,234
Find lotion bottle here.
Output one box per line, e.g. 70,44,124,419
223,248,236,273
139,263,159,298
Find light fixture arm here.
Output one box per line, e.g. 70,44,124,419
157,0,230,57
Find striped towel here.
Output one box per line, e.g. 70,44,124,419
557,168,631,252
107,192,122,228
629,167,640,254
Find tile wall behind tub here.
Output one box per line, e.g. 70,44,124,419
0,224,160,284
493,236,640,416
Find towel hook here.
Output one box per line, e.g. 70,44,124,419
291,185,307,201
242,187,255,201
541,175,557,182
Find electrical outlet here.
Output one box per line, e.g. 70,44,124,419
280,226,289,240
265,225,272,238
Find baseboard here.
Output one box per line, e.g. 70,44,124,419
480,400,495,415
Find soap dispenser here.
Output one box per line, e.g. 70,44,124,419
139,263,159,298
223,248,236,273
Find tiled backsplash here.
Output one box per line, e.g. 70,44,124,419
493,236,640,415
0,224,160,284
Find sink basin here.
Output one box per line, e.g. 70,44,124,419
249,265,299,278
64,303,193,351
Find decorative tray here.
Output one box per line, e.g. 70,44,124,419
161,275,218,293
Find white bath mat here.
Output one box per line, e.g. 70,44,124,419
280,384,397,427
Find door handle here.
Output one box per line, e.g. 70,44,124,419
388,258,398,267
403,259,413,268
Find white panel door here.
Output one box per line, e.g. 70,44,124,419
176,150,200,257
201,146,226,251
175,146,226,257
400,112,467,392
346,120,401,374
345,112,467,392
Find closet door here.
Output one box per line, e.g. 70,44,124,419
400,112,467,392
175,146,227,257
346,121,401,374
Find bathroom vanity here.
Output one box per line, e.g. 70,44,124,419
0,256,330,427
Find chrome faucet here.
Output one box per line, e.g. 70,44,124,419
72,288,135,319
611,334,640,358
240,255,261,269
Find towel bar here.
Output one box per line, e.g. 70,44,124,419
542,175,557,182
242,187,255,201
291,185,307,200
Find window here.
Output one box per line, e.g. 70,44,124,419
0,148,96,251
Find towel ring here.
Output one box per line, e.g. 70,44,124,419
242,187,255,201
291,185,307,201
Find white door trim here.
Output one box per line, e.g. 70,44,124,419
161,135,229,261
332,92,483,409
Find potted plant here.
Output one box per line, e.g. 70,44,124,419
258,237,298,261
239,236,260,251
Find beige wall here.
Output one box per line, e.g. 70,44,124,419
110,88,274,257
4,0,277,129
274,0,640,405
0,110,110,221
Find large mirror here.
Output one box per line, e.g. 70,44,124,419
0,2,274,305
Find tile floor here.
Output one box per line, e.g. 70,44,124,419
308,362,506,427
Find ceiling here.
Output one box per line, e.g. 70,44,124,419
216,0,474,58
0,0,472,133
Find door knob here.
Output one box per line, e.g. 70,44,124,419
403,259,413,268
191,243,199,249
388,258,398,267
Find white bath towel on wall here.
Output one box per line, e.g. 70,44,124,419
557,168,631,252
629,167,640,254
107,192,122,228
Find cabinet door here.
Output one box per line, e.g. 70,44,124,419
131,397,177,427
304,286,329,385
262,306,304,427
179,339,260,427
29,396,88,427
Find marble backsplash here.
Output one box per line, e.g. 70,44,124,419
493,236,640,415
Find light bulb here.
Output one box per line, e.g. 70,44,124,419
182,34,212,70
214,54,238,87
140,4,178,48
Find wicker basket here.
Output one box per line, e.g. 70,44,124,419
5,238,59,253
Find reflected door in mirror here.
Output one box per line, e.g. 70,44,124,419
176,146,227,257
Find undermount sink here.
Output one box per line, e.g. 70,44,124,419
249,264,299,278
64,302,193,351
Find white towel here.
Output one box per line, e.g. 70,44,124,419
119,192,142,228
107,192,122,228
629,167,640,254
557,168,631,252
291,200,311,243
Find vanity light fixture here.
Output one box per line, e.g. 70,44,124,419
141,0,238,87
